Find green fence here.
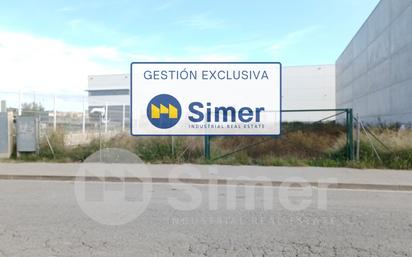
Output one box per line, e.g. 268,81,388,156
204,108,354,161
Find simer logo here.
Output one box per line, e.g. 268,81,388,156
147,94,182,129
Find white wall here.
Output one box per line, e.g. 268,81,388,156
88,74,129,106
336,0,412,125
88,74,129,91
282,65,336,122
88,95,129,107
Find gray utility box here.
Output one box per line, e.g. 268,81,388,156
16,116,40,154
0,112,14,158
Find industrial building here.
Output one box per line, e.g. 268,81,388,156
282,65,335,121
336,0,412,124
88,74,130,124
88,65,336,123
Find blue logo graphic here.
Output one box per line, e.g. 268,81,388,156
147,94,182,129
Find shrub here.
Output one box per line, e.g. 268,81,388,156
12,122,412,170
68,138,101,162
39,128,66,160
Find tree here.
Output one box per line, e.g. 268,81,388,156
21,102,45,116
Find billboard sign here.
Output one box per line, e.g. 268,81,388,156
130,62,281,136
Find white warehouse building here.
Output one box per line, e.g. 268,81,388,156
88,65,336,124
282,65,335,121
336,0,412,124
88,74,130,124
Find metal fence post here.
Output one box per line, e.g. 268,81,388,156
18,90,22,116
104,102,108,133
122,104,125,132
98,113,102,162
204,135,211,161
53,95,57,131
356,113,360,161
346,108,354,161
82,96,86,135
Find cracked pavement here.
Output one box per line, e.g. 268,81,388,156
0,180,411,256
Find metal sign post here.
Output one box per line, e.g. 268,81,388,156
204,135,211,161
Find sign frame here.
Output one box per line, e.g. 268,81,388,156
130,61,282,136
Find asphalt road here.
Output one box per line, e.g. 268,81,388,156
0,180,412,257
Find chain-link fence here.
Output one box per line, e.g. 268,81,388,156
0,90,130,146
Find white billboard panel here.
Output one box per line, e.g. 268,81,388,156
130,62,281,136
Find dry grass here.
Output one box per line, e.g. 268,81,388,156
213,122,345,159
13,122,412,169
368,129,412,151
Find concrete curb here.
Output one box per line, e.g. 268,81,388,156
1,174,412,192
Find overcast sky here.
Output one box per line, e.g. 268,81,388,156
0,0,379,96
